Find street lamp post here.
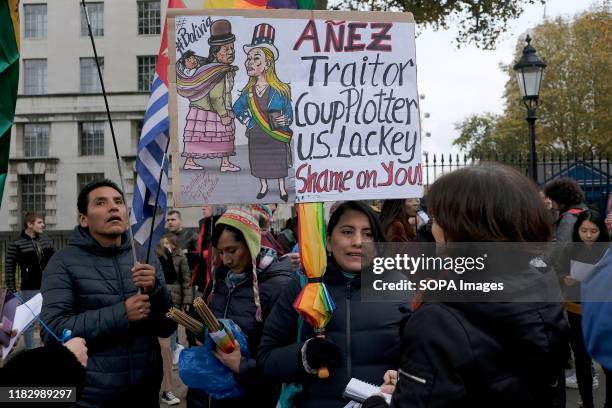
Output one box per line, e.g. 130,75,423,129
513,34,546,183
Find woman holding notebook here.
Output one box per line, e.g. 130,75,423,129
258,201,405,407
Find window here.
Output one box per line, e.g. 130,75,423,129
80,122,105,156
23,124,50,157
80,57,104,93
77,173,105,192
134,120,144,150
138,1,160,35
23,59,47,95
137,56,156,92
24,4,47,39
80,2,104,37
20,175,46,217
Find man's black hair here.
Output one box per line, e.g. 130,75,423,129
544,177,585,210
77,179,124,215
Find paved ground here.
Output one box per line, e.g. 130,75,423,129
565,365,607,408
2,327,606,407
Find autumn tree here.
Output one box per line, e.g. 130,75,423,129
323,0,545,49
454,6,612,157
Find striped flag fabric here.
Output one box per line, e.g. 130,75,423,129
0,0,20,206
131,0,185,251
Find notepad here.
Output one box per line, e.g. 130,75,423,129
2,293,43,361
343,378,392,404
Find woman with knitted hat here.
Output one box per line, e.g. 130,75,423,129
186,207,294,408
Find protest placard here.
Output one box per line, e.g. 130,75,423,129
168,9,422,205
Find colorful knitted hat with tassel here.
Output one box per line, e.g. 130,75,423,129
215,206,263,321
250,204,273,229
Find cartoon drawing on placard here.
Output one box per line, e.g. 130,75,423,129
176,19,241,173
233,23,293,202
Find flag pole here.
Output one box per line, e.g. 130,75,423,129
81,0,139,267
145,137,171,263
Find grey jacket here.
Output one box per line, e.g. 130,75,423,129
555,204,587,242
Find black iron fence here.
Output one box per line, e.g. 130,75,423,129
423,152,611,212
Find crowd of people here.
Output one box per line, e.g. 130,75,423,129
1,163,611,408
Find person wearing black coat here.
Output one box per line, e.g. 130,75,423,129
258,201,405,408
4,213,55,294
4,212,55,350
363,163,569,408
40,180,176,408
0,332,88,407
186,207,294,408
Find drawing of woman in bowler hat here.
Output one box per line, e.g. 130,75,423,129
176,19,241,172
233,23,293,202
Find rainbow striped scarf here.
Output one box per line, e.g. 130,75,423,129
177,62,235,101
247,85,292,143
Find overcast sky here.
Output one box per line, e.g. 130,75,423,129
416,0,598,157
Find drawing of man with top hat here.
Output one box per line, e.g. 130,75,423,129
176,19,241,173
233,23,293,202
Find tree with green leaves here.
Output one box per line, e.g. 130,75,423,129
454,7,612,157
323,0,545,49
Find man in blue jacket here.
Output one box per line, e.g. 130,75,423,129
41,180,176,407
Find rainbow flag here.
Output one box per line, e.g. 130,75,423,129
203,0,315,9
294,203,335,329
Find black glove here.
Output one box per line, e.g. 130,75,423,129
304,337,342,370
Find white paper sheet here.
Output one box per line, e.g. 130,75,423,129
570,260,595,282
2,293,43,360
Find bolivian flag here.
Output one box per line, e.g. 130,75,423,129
0,0,19,206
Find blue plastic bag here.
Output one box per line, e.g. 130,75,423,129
178,319,250,399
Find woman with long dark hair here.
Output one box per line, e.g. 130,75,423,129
258,201,404,407
379,198,420,242
562,209,610,408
